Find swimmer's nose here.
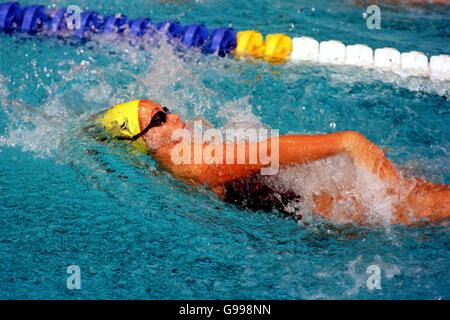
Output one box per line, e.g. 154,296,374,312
166,113,182,125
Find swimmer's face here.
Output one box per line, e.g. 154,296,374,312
138,100,185,150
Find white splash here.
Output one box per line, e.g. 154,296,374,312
264,154,400,226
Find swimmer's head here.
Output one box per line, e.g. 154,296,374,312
97,99,184,153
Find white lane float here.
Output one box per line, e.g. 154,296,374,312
319,40,346,64
288,35,449,82
429,55,450,82
400,51,429,77
374,47,401,71
291,37,319,62
345,44,373,67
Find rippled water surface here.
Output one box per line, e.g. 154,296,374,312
0,0,449,299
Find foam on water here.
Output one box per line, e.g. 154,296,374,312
328,65,450,99
258,154,401,227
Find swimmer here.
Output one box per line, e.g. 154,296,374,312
91,99,450,225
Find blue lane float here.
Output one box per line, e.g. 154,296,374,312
203,27,237,57
75,11,102,38
49,7,67,33
182,24,209,48
0,1,237,56
157,21,184,38
103,14,128,34
0,2,20,33
129,18,152,37
20,5,48,34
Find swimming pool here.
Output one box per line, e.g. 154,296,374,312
0,0,449,299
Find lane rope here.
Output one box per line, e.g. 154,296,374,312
0,2,448,81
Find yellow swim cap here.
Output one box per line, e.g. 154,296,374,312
99,100,141,138
97,100,149,153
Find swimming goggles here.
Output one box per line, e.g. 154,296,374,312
118,107,170,141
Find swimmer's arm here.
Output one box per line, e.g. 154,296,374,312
161,131,400,186
271,131,400,184
160,142,263,187
274,133,450,224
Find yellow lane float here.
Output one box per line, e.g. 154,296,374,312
263,34,292,64
235,30,265,59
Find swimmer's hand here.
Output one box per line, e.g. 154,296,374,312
341,131,400,185
272,131,400,185
312,178,450,226
279,131,448,225
394,179,450,225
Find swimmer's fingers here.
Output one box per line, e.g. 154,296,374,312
401,180,450,224
313,191,371,225
312,193,334,219
343,131,400,185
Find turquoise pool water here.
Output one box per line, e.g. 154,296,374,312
0,0,449,299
